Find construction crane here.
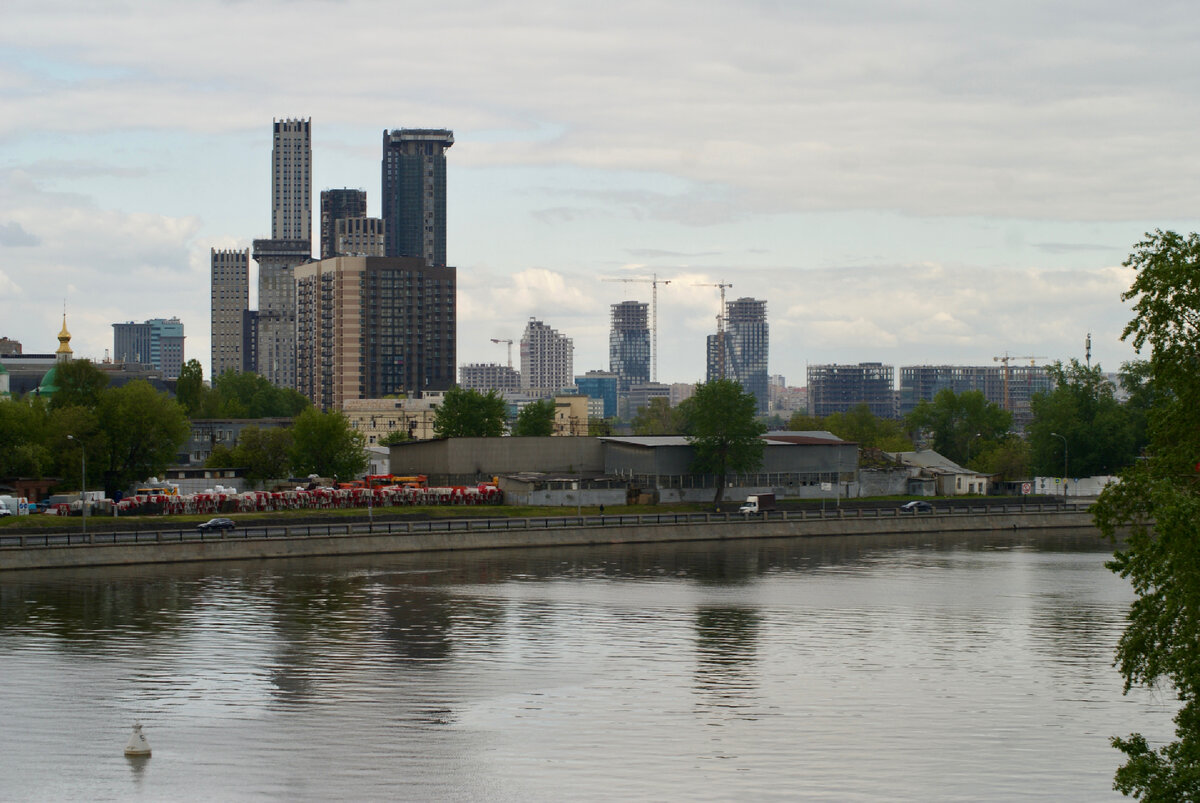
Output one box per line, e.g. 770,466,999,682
490,338,513,369
993,352,1048,411
695,281,733,380
602,274,671,382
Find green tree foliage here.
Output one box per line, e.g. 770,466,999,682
631,396,688,435
208,425,294,488
1028,359,1138,478
0,397,53,477
93,380,190,497
432,387,507,438
377,429,410,446
588,417,614,437
512,399,555,437
208,371,310,419
1093,230,1200,799
905,389,1011,467
687,379,766,506
970,434,1031,482
48,359,109,410
175,359,207,417
785,412,824,431
289,408,367,481
823,404,913,452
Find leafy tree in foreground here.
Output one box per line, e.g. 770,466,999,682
687,379,766,507
1028,359,1138,478
207,425,294,488
94,380,190,497
432,387,507,438
512,399,556,436
823,403,912,452
1093,229,1200,799
290,408,367,481
0,397,52,478
175,358,208,418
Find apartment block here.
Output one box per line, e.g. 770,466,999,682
210,248,249,380
520,318,573,395
320,188,367,259
382,128,453,266
459,362,521,393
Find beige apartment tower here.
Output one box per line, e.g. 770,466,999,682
210,248,249,379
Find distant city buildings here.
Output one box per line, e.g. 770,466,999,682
576,370,618,419
112,317,185,379
272,118,312,242
210,248,249,379
628,382,670,416
715,297,769,414
899,364,1052,431
460,362,521,394
520,318,573,395
609,300,650,392
334,217,386,257
319,189,367,259
0,337,21,356
808,362,896,418
382,128,453,266
295,256,456,409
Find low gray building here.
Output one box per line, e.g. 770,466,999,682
389,437,604,485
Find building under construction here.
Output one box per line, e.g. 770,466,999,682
807,362,896,419
459,363,521,393
899,364,1052,431
706,297,769,414
609,300,650,392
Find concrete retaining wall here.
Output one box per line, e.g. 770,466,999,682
0,509,1096,572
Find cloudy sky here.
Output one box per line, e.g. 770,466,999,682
3,0,1198,387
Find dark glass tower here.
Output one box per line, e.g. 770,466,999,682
381,129,453,266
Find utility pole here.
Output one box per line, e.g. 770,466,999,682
602,274,671,382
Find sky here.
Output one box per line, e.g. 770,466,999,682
2,0,1198,388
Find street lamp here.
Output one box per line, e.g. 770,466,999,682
966,432,982,466
66,435,86,535
1049,432,1068,498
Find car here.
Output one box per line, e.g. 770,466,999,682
899,500,933,512
197,517,236,531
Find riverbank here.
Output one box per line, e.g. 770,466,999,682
0,503,1096,571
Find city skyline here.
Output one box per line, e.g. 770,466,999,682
3,1,1196,386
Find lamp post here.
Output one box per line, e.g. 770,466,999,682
1050,432,1068,498
966,432,982,466
66,435,86,535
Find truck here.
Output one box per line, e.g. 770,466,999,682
738,493,775,515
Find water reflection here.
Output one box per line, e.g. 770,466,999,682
693,606,762,721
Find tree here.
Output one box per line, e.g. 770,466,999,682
175,358,208,417
229,425,294,487
290,408,367,481
1092,230,1200,799
970,434,1031,482
48,359,109,410
93,380,190,497
905,389,1010,467
687,379,766,507
432,387,507,438
588,417,614,436
824,404,913,452
631,397,687,435
512,399,555,436
377,429,410,447
1028,359,1138,478
786,412,824,431
0,397,52,478
210,371,310,419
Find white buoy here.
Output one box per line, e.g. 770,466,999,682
124,723,151,757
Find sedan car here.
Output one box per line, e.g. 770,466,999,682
197,517,236,531
899,500,933,512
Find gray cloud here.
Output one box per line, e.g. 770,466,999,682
626,248,724,259
0,221,40,247
1034,242,1117,254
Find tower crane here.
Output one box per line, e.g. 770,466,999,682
602,273,671,382
993,352,1048,411
490,338,513,369
694,281,733,380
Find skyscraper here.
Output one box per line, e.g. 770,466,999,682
381,128,453,266
320,188,367,259
609,300,650,392
295,256,456,409
256,117,312,389
113,317,185,378
520,319,573,395
722,297,769,414
807,363,896,418
272,118,312,242
210,248,249,379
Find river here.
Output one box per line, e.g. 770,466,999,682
0,528,1174,801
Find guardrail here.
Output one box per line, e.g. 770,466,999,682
0,503,1090,551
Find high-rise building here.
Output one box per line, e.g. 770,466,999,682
319,189,367,259
272,118,312,243
295,256,456,410
576,370,619,419
459,363,521,393
807,362,896,419
609,300,650,392
113,318,185,378
210,248,249,380
708,297,769,414
334,217,386,257
520,319,573,395
381,128,453,266
899,364,1052,431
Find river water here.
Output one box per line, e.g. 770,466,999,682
0,529,1175,801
